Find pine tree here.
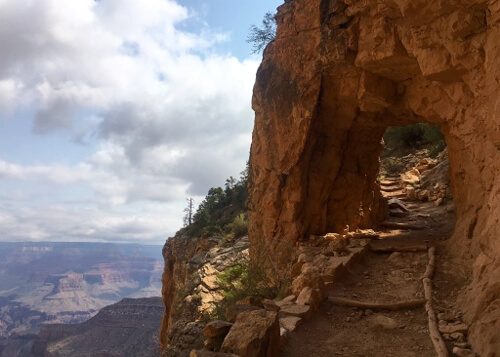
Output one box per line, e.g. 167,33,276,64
246,12,277,54
183,198,194,227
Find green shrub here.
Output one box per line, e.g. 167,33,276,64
203,224,223,238
226,214,249,239
210,238,294,320
428,140,447,158
384,123,444,149
383,123,446,158
383,157,405,175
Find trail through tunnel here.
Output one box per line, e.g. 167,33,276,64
248,0,500,353
377,123,457,245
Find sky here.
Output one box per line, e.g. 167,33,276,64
0,0,283,245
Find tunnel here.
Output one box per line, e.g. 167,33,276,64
248,0,500,354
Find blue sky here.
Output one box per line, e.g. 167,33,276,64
0,0,282,244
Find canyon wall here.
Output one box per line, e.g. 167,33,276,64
32,297,164,357
159,234,250,354
248,0,500,354
159,235,209,350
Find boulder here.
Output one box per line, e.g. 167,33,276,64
220,310,280,357
261,299,280,311
451,347,476,357
203,320,233,339
406,186,417,200
225,304,262,323
417,189,430,201
279,304,311,319
279,316,302,332
236,296,264,308
296,287,323,311
291,274,323,295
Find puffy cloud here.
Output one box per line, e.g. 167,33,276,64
0,79,24,115
0,0,259,243
0,159,92,183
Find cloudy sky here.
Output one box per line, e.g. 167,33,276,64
0,0,282,245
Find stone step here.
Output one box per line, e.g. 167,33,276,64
379,221,424,230
381,186,403,192
389,208,407,217
380,180,400,187
383,192,407,199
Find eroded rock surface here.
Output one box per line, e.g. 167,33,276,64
248,0,500,354
220,309,280,357
160,235,249,355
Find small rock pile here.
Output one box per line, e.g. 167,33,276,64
400,150,451,206
437,312,477,357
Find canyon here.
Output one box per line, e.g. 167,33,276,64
30,297,164,357
0,242,162,356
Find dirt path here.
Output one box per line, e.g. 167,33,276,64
284,249,436,356
283,175,470,357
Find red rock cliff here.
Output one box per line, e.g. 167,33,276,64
159,235,209,350
248,0,500,354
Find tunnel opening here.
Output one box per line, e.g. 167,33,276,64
381,123,447,175
376,122,456,244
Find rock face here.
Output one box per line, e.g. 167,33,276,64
159,235,249,354
159,235,209,351
248,0,500,355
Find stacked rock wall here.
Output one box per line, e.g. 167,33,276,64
248,0,500,354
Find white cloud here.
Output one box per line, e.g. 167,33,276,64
0,203,181,244
0,0,259,243
0,159,92,183
0,79,24,115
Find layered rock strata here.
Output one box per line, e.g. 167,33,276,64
248,0,500,354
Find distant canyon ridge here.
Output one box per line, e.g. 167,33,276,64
0,241,162,350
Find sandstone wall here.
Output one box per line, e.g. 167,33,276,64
248,0,500,354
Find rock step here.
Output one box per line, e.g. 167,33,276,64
379,221,424,230
381,176,399,181
384,192,407,199
381,186,403,192
369,241,428,252
387,198,410,211
389,208,407,217
380,180,400,187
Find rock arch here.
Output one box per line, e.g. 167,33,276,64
248,0,500,354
